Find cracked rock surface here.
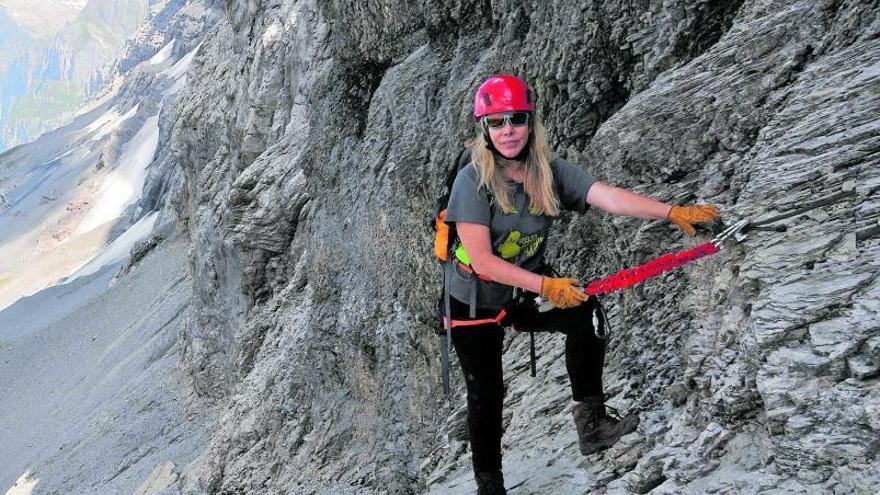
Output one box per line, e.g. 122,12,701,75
161,0,880,493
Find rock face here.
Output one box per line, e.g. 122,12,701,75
169,0,880,493
5,0,875,493
165,0,879,493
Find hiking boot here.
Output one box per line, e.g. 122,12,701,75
572,395,640,455
474,470,507,495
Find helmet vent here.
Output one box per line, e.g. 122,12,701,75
483,93,491,107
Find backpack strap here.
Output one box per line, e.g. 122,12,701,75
442,263,453,395
432,147,472,225
438,148,472,396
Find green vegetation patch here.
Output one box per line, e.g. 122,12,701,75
8,80,83,120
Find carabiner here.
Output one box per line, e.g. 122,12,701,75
711,219,749,248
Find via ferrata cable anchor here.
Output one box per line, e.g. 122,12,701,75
711,217,788,248
710,219,750,248
713,185,855,248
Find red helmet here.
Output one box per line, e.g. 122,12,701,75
473,74,536,118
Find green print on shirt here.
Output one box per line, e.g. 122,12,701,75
498,230,545,260
503,204,542,215
499,231,521,259
517,232,545,258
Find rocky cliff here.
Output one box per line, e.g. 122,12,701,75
168,0,879,493
2,0,878,494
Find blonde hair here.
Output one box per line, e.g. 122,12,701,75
469,115,560,216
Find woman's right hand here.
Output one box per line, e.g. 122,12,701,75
540,277,590,309
667,204,720,236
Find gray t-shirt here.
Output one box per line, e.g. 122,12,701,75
444,156,596,309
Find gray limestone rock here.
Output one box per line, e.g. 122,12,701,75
166,0,880,492
6,0,876,493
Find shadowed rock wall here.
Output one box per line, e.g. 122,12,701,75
171,0,879,492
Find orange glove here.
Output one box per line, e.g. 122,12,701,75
668,204,720,236
540,277,590,309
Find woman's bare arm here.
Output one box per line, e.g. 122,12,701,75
456,222,544,293
585,181,673,219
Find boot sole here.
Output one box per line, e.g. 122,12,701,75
579,438,616,455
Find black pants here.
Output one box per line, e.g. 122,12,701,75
448,294,606,473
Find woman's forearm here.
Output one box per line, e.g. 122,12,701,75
587,182,674,220
471,254,544,294
612,187,672,219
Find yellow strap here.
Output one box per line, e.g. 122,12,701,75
454,243,471,265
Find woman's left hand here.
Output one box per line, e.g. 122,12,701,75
668,204,721,236
540,276,590,309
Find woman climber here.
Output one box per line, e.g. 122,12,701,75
442,74,720,494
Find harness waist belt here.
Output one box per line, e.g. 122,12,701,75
443,309,507,329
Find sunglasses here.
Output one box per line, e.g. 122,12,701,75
481,112,530,129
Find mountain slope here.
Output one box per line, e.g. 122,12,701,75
0,236,210,495
0,4,221,492
0,0,217,311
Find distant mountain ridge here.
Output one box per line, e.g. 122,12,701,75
0,0,87,39
0,0,148,151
